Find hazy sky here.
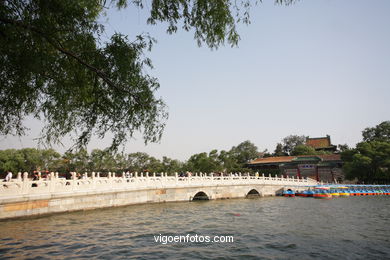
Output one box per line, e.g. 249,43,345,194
1,0,389,160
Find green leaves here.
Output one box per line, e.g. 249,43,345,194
184,140,259,173
147,0,244,48
1,0,167,150
342,121,390,183
1,0,297,150
281,135,306,155
290,144,316,156
362,121,390,143
0,148,61,173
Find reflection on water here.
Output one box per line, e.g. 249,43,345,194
1,196,390,259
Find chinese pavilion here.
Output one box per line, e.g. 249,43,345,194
247,154,343,183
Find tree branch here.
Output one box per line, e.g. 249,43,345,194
0,17,143,105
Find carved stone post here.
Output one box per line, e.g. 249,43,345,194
23,172,28,181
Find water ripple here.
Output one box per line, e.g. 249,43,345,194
1,197,390,259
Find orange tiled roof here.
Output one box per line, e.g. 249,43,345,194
306,137,331,148
249,156,295,164
317,154,341,161
248,154,341,165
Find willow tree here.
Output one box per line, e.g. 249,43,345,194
0,0,294,150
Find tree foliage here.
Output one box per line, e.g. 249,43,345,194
1,0,168,150
185,151,222,173
183,140,259,173
337,144,349,152
342,121,390,183
229,140,259,164
0,140,262,176
273,143,287,156
0,148,60,173
290,144,332,156
342,141,390,183
362,121,390,143
1,0,295,150
290,144,316,156
281,135,307,155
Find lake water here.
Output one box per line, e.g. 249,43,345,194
1,196,390,259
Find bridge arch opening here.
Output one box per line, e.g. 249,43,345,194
192,191,209,201
246,189,261,199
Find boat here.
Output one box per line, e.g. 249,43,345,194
338,187,350,197
313,187,332,199
306,189,314,197
355,189,364,196
330,188,340,197
297,190,313,197
283,189,295,197
349,188,359,196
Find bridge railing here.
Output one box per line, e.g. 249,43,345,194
0,172,318,198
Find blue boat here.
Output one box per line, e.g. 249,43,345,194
283,189,295,197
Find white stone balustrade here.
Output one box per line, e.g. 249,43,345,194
0,172,318,198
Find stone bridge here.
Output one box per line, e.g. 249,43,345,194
0,172,318,220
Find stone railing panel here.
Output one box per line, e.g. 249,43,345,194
1,172,318,198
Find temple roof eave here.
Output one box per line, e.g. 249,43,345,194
247,154,342,167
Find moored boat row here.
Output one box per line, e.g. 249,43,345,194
283,185,390,199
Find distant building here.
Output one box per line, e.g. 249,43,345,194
247,154,343,183
306,135,337,153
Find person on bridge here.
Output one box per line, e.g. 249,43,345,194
2,171,12,189
3,171,12,182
